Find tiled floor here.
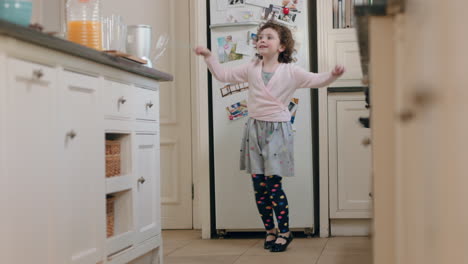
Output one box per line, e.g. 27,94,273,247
162,230,372,264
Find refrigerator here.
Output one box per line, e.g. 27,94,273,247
208,0,315,236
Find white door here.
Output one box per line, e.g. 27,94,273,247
158,0,193,229
134,133,161,244
3,58,58,264
57,70,105,264
328,94,372,219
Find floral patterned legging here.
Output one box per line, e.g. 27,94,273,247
251,174,290,233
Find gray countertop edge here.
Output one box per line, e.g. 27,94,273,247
328,87,366,93
355,5,388,17
0,19,173,82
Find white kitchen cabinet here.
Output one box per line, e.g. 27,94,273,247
57,70,106,264
103,80,134,120
3,58,59,264
105,87,161,262
0,32,169,264
328,93,371,219
327,33,363,86
134,133,161,244
134,87,158,121
317,1,364,87
317,0,370,237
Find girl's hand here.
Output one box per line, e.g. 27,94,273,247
194,46,212,58
332,65,345,77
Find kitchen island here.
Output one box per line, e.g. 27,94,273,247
0,19,172,264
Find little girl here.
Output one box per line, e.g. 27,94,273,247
194,21,344,252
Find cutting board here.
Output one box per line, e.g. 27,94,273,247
104,50,148,64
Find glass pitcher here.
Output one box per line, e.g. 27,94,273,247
66,0,102,50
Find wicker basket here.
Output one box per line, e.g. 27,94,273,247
106,140,121,155
106,196,116,238
105,140,121,177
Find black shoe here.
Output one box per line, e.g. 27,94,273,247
270,233,293,252
264,232,277,249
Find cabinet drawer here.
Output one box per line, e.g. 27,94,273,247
104,80,133,119
8,58,55,84
62,70,98,92
135,87,158,121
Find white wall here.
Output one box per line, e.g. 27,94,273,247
101,0,169,68
33,0,168,47
31,0,62,32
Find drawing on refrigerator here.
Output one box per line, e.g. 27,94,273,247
209,0,315,237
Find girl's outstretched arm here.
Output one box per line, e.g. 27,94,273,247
294,65,345,89
194,46,248,83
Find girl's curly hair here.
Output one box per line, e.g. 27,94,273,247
256,21,296,63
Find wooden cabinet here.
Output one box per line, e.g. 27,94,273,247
0,40,165,263
328,93,371,219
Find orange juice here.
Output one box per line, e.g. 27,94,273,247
67,20,102,50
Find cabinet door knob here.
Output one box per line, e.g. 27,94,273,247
398,109,415,123
362,137,371,146
138,177,146,184
146,102,154,108
67,130,77,139
398,90,436,123
118,96,127,104
33,69,43,79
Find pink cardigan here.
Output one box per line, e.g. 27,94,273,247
206,56,338,122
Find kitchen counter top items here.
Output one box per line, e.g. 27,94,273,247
0,19,173,82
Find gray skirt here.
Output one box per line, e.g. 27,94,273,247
240,118,295,177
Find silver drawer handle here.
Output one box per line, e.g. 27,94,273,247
138,177,146,184
33,69,43,79
67,130,77,139
118,96,127,104
146,102,154,108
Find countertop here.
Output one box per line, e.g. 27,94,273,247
0,19,173,82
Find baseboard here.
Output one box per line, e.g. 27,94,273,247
330,219,371,236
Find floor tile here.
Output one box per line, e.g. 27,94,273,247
243,238,326,257
233,254,320,264
163,247,179,257
163,239,193,252
162,230,202,256
162,230,201,241
323,236,372,254
316,253,372,264
168,239,259,257
164,255,239,264
161,230,372,264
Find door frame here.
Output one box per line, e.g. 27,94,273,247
189,0,211,239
